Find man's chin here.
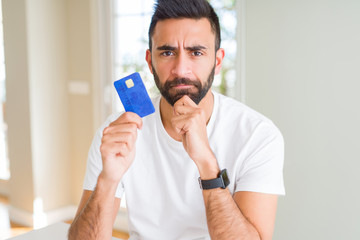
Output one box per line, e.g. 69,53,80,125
163,93,200,106
161,89,195,105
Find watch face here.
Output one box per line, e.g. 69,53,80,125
220,169,230,188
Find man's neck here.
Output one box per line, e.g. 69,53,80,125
159,90,214,142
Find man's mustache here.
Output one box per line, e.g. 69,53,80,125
165,78,202,88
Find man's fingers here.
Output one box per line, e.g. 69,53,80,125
109,112,143,129
173,105,196,116
171,114,193,134
100,142,131,158
103,123,138,135
174,95,197,108
173,96,203,116
101,113,139,158
171,107,207,135
101,132,136,149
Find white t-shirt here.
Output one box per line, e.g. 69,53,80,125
83,91,285,240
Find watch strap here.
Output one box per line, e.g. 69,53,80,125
198,177,224,189
198,169,230,190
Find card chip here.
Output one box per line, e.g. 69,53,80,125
125,79,134,88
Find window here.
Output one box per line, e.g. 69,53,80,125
210,0,237,98
112,0,157,114
0,1,10,180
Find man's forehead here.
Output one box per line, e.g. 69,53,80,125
151,18,215,49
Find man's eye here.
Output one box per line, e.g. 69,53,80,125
161,51,174,56
192,51,203,56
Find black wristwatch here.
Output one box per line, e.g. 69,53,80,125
198,169,230,190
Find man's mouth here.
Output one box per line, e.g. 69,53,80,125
172,84,194,89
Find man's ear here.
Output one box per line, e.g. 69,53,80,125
214,48,225,75
145,49,153,74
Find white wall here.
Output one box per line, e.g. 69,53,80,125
245,0,360,239
2,0,95,227
67,0,95,207
26,0,71,212
3,0,35,213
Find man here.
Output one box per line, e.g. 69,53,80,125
68,0,285,239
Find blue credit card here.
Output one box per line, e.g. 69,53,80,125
114,72,155,118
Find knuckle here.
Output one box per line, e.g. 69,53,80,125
123,111,137,121
119,143,129,155
196,108,203,115
121,112,141,127
122,112,131,118
118,112,131,123
103,126,109,135
130,123,138,132
100,144,107,153
105,125,115,133
102,132,113,143
194,109,204,119
124,132,133,142
130,131,137,142
101,135,107,144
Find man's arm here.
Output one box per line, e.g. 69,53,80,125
68,112,142,239
68,179,120,240
171,96,279,239
198,157,278,240
202,187,278,240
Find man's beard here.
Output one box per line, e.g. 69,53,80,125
152,64,215,106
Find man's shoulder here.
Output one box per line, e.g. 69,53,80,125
215,92,271,122
213,91,281,135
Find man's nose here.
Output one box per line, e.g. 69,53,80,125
171,53,191,78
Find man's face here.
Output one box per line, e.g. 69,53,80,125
146,18,222,106
152,62,215,106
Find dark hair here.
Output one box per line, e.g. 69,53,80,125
148,0,221,51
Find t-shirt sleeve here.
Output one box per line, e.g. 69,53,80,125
234,122,285,195
82,113,125,199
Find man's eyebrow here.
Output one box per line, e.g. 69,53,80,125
156,45,177,51
156,44,208,51
185,45,208,51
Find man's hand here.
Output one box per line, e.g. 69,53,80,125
100,112,143,183
171,95,218,177
68,112,141,240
